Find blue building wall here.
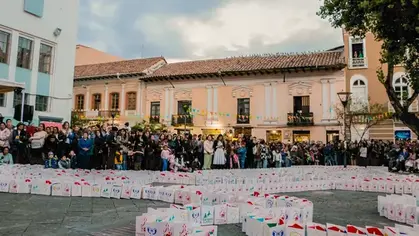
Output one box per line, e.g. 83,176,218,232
15,67,31,90
0,63,9,79
36,72,50,96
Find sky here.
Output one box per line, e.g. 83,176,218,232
77,0,343,63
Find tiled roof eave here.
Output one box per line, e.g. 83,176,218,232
74,72,146,81
141,64,346,82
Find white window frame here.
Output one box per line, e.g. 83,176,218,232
350,74,369,111
16,35,34,70
392,72,411,104
348,36,368,69
38,41,54,74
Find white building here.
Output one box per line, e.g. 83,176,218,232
0,0,79,124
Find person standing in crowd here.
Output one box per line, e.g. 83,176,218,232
92,130,105,169
258,140,270,168
10,123,28,163
359,142,368,167
29,124,47,164
203,135,213,170
273,146,281,168
117,129,129,170
212,134,225,169
106,127,119,170
160,144,171,171
236,141,247,169
62,121,72,154
0,122,11,151
5,119,13,131
78,131,93,169
0,147,13,164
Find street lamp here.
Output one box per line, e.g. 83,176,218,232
337,91,352,168
111,112,116,126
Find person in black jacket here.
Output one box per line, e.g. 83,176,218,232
44,134,58,158
93,130,105,169
10,123,28,164
105,126,119,170
246,136,256,168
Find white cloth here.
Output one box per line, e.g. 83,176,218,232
213,141,225,165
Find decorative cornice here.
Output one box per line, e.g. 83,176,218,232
146,89,163,101
288,81,312,95
232,85,253,98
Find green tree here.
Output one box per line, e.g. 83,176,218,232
318,0,419,135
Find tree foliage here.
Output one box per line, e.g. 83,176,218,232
318,0,419,135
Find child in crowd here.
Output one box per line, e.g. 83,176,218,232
68,150,77,169
160,145,171,171
45,152,58,169
115,150,123,170
0,147,13,165
128,147,144,171
58,156,70,169
190,157,201,172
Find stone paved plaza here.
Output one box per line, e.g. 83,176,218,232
0,190,397,236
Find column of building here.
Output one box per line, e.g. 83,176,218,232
169,88,174,123
120,83,126,114
271,82,278,122
104,85,109,111
264,83,271,121
136,82,142,117
329,79,336,119
206,86,213,123
213,86,218,121
321,79,329,120
84,86,90,111
164,88,169,123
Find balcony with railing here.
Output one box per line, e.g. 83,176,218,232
98,110,120,118
287,112,314,126
71,110,120,119
236,114,250,124
149,115,160,123
71,110,85,117
172,114,193,126
349,57,367,68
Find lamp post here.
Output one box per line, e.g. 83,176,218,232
111,112,116,126
337,91,352,168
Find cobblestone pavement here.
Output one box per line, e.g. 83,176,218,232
0,190,397,236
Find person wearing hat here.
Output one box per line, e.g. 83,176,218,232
10,122,28,164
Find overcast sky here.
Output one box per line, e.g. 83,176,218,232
77,0,342,63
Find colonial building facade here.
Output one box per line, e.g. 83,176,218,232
73,51,346,143
343,30,417,141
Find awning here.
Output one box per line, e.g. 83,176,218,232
39,115,63,123
0,78,25,93
40,121,62,129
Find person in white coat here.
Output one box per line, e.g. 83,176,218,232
203,135,214,169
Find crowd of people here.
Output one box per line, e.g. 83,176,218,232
0,119,419,173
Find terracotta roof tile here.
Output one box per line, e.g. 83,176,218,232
74,57,165,79
144,51,345,79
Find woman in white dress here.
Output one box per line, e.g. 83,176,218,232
212,134,226,169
